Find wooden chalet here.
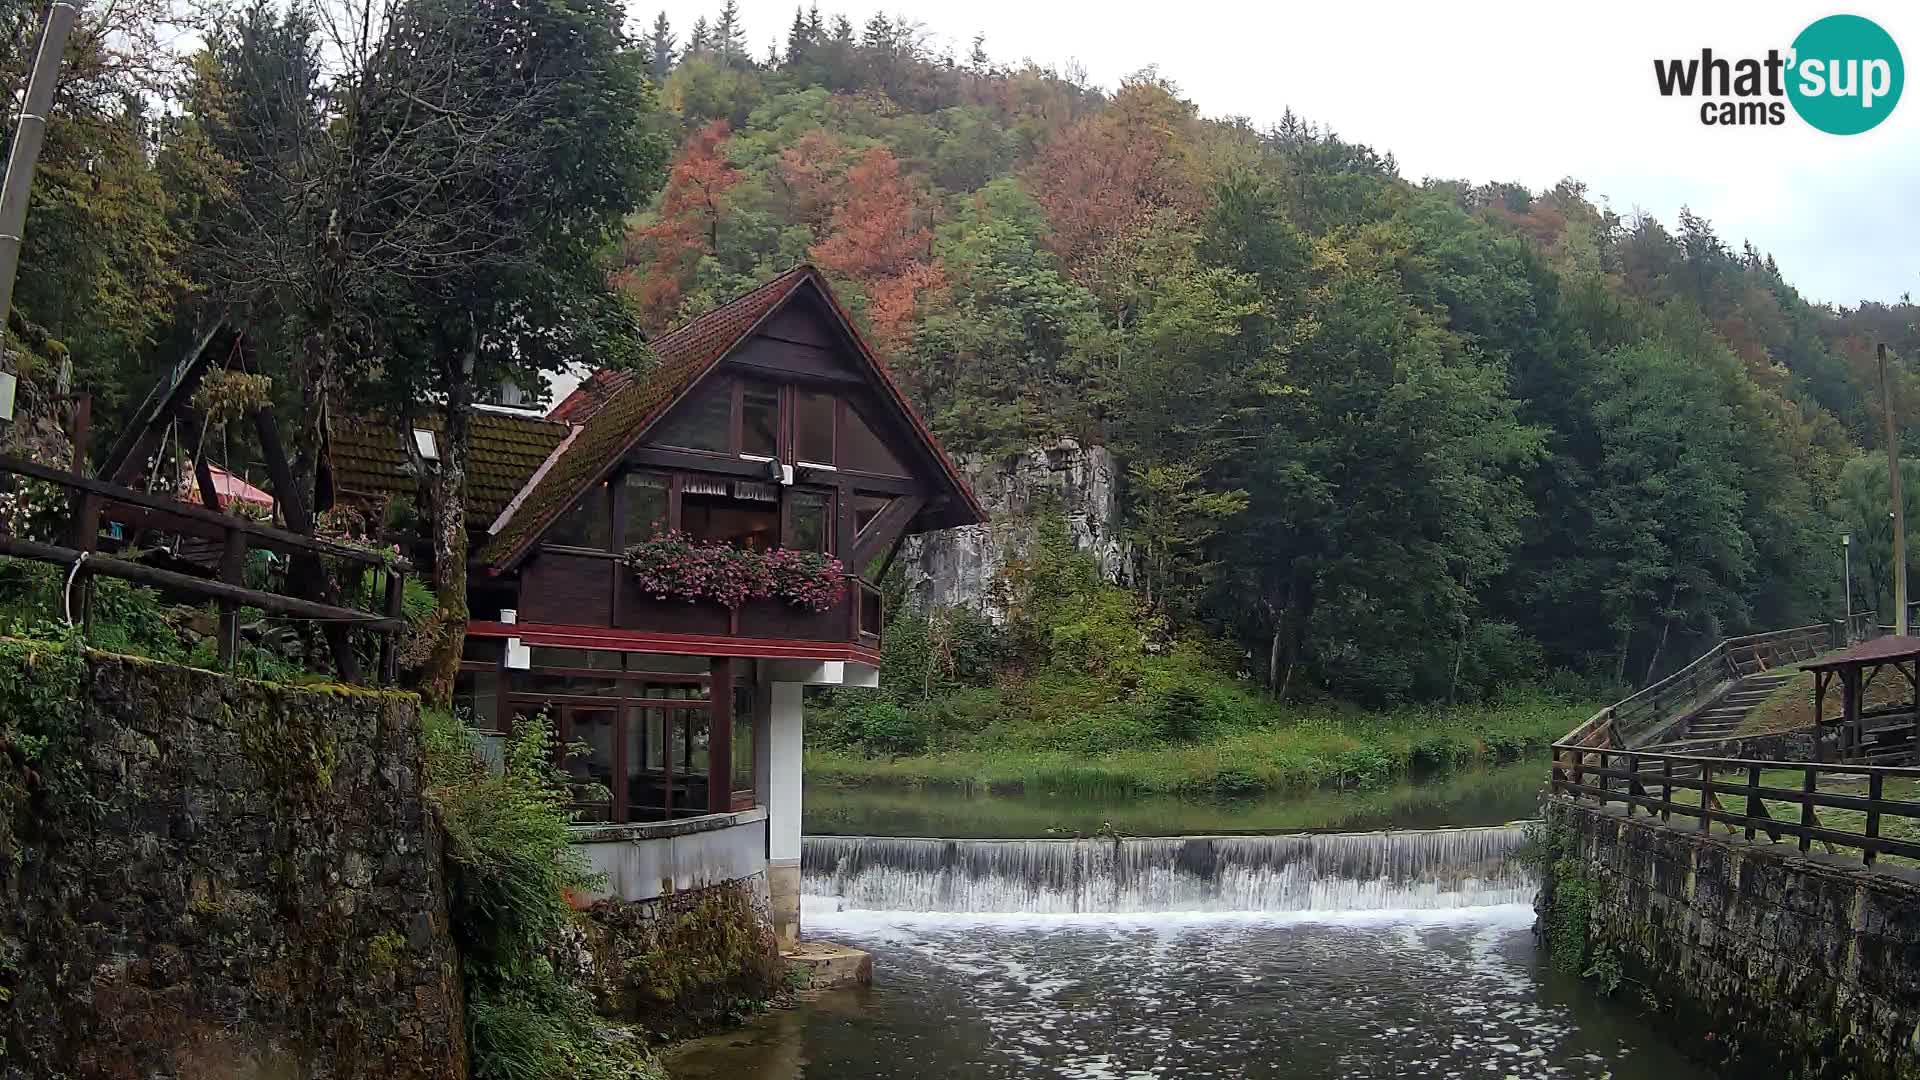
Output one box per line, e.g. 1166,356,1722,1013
330,266,984,941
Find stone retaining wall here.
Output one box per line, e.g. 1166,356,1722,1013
1544,797,1920,1078
0,646,464,1079
570,874,784,1040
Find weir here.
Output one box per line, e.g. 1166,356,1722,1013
802,824,1534,914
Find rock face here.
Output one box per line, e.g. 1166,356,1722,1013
903,439,1128,618
0,647,465,1080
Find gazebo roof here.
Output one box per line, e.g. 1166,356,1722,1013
1803,635,1920,673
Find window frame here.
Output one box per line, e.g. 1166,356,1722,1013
487,653,758,824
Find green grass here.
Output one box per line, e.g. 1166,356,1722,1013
805,696,1592,799
804,755,1551,837
1655,767,1920,870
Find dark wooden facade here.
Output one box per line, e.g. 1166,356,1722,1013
454,267,982,825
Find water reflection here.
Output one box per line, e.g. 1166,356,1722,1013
804,757,1548,838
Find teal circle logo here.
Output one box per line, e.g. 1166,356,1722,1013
1788,14,1904,134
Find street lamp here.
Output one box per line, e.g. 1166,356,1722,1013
1842,533,1854,642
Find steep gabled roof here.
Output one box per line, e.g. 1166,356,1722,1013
478,265,985,570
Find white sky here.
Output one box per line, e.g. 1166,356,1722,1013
645,0,1920,308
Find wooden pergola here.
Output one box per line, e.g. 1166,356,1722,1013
1804,636,1920,763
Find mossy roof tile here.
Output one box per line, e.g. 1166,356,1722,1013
329,410,569,523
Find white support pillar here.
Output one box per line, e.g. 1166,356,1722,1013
767,679,804,946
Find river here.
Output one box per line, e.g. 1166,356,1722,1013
670,762,1709,1079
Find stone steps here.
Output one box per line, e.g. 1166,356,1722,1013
1678,671,1801,741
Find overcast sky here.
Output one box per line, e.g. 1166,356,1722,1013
645,0,1920,308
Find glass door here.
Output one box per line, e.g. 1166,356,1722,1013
561,704,618,823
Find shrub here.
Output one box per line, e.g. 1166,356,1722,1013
421,709,647,1080
853,700,931,757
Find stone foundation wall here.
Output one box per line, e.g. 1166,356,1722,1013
0,646,464,1079
572,874,784,1041
1544,798,1920,1078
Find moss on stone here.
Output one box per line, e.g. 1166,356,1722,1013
581,879,785,1041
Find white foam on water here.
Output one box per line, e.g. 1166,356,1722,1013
802,894,1540,935
802,824,1538,917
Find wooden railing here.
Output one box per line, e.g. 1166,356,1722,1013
1560,622,1846,753
1550,746,1920,867
0,453,409,684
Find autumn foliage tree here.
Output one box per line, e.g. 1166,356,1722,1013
807,146,944,351
615,119,741,330
1021,77,1209,287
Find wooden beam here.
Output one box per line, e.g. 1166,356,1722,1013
101,318,224,485
850,494,925,568
0,536,405,631
0,454,400,569
709,656,734,815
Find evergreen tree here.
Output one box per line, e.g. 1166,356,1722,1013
687,15,710,55
648,12,677,80
713,0,748,64
786,6,812,64
968,32,990,71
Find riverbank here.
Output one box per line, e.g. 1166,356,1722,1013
804,756,1551,837
805,698,1594,798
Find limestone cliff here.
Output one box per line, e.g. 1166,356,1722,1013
902,439,1129,618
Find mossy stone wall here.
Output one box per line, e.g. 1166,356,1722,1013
573,874,784,1041
1544,798,1920,1079
0,644,464,1079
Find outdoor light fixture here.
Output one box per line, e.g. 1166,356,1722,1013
412,427,439,462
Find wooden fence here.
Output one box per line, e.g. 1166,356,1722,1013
0,453,408,684
1549,746,1920,867
1557,622,1844,753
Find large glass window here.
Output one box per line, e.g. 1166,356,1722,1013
622,472,669,544
731,684,755,799
653,379,732,453
789,489,831,552
741,382,779,457
563,705,617,822
795,390,836,464
842,405,910,476
546,481,612,549
683,479,780,550
851,493,891,537
506,656,739,825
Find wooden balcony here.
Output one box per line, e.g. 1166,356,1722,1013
496,547,882,664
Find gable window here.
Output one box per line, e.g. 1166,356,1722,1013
622,472,669,544
741,381,779,458
654,379,732,453
842,404,910,477
787,489,832,552
851,493,891,538
683,478,780,550
794,390,835,465
547,480,612,549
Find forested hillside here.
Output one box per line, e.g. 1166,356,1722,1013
615,7,1916,705
5,0,1917,713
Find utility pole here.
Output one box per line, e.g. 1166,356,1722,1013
1843,532,1853,642
1879,342,1907,637
0,0,81,350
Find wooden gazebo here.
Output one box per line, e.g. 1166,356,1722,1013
1803,636,1920,763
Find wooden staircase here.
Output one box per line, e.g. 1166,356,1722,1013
1677,670,1799,742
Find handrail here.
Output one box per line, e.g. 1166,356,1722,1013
0,456,408,684
1549,744,1920,867
1564,621,1845,752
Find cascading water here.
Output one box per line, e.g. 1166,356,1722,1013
802,824,1534,914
